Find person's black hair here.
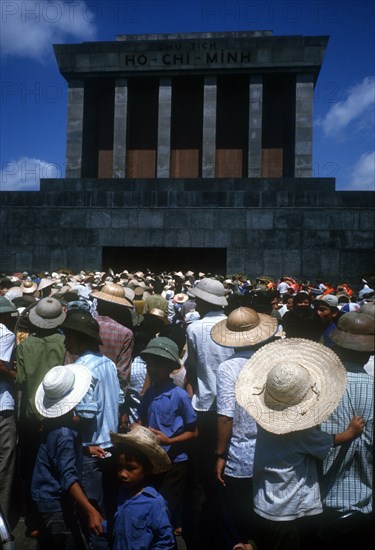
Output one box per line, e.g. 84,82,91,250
96,300,133,330
133,330,153,358
158,325,186,355
282,293,294,305
332,345,371,367
293,292,312,307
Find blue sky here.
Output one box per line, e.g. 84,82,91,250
1,0,374,191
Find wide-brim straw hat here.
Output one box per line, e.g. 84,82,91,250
236,338,347,434
37,278,58,292
35,363,92,418
173,293,189,304
211,307,278,348
330,311,374,352
90,282,133,308
21,280,38,294
110,425,171,474
29,297,66,329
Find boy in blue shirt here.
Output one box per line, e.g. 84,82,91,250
137,337,198,536
109,425,176,549
31,363,104,548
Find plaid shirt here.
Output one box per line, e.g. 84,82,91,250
320,364,373,513
95,316,134,388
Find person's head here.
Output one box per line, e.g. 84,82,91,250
293,292,311,308
61,310,102,355
313,294,339,325
211,307,277,350
111,425,171,492
330,311,374,362
236,338,347,435
189,278,227,315
283,295,294,310
140,336,180,384
267,290,280,311
158,325,186,357
28,296,66,333
0,296,18,328
34,363,92,420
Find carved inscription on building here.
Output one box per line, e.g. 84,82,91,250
118,40,254,70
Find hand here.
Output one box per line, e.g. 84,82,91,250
149,428,170,445
347,415,365,438
88,445,108,458
87,508,104,535
215,458,226,487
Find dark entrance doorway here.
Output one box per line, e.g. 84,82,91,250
102,247,227,275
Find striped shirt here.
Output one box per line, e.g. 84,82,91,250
320,364,373,513
74,351,124,449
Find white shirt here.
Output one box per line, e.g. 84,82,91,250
277,282,290,294
185,311,234,411
216,350,257,477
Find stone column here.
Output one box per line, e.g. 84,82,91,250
295,73,314,177
65,79,84,178
112,79,128,178
157,77,172,178
248,75,263,177
202,76,217,178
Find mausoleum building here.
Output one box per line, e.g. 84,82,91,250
1,31,374,278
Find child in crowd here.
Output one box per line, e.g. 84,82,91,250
109,425,176,550
137,337,198,536
31,364,104,549
236,338,365,550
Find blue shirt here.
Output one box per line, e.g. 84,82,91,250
74,351,124,448
31,425,82,513
138,380,197,463
112,486,175,550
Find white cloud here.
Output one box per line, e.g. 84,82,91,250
0,0,96,62
0,157,63,191
348,151,375,191
317,76,375,137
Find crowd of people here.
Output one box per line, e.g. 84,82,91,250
0,267,374,550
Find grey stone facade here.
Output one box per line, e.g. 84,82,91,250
1,179,374,280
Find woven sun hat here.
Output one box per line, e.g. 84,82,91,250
90,282,133,307
123,286,135,302
29,297,66,329
110,425,171,475
37,277,58,292
235,338,347,435
4,286,23,302
35,364,92,418
173,293,189,304
20,279,38,294
140,336,180,367
330,311,374,352
211,307,278,348
190,278,228,307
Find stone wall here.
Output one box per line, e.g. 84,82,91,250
1,178,374,280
